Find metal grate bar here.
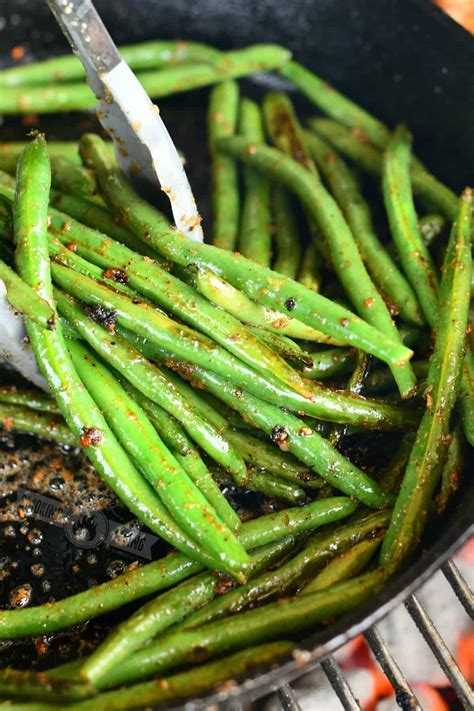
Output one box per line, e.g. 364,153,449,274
442,559,474,619
364,625,422,710
276,683,303,711
320,655,361,711
404,593,474,710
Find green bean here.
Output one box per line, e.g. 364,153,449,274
301,348,356,380
194,265,344,344
328,351,370,447
163,358,394,508
208,80,240,250
0,257,55,327
302,535,382,594
308,119,459,221
378,433,416,494
248,327,315,369
0,497,356,639
12,138,220,572
365,360,429,395
0,402,76,445
67,339,247,572
72,643,295,710
304,130,424,326
280,61,390,149
225,428,323,489
50,156,98,198
0,141,85,171
382,126,439,327
437,422,464,513
54,288,246,479
218,137,416,380
418,214,447,249
205,462,308,503
50,190,157,258
297,240,323,291
80,568,387,690
380,189,472,570
177,510,388,632
0,45,291,114
0,40,222,87
238,99,272,265
459,349,474,447
0,670,91,704
45,199,315,399
121,321,421,432
80,133,414,373
272,187,301,278
80,535,295,687
0,386,59,414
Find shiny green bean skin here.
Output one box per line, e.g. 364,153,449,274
308,118,459,221
304,130,423,326
382,126,439,327
418,214,447,249
328,351,369,447
272,186,301,278
80,536,295,687
297,240,323,291
1,40,222,87
55,288,247,479
0,386,60,413
378,432,416,494
80,134,413,372
303,535,382,594
71,643,295,710
217,137,415,376
165,360,394,508
208,80,240,250
263,91,317,173
0,670,91,704
12,139,217,572
364,360,429,395
0,45,291,114
380,189,472,570
122,324,421,432
50,156,97,198
46,201,314,399
194,265,344,344
0,402,76,445
0,498,355,639
0,141,84,168
67,339,248,576
0,257,55,327
80,568,387,690
248,327,315,370
301,348,356,380
178,510,388,632
281,61,390,149
238,99,272,265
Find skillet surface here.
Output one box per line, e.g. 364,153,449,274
0,1,473,707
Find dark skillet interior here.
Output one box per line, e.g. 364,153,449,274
0,0,473,707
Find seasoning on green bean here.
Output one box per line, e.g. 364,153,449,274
238,99,272,265
328,351,370,447
208,80,240,250
437,422,465,513
301,347,356,380
459,349,474,447
297,239,323,292
418,214,447,249
271,187,301,278
0,402,76,445
364,360,429,396
0,257,55,327
0,45,291,114
0,386,60,414
304,129,424,326
79,535,296,687
78,568,387,690
67,338,247,569
382,126,439,327
380,189,472,570
80,133,414,372
0,497,356,639
302,535,382,594
177,509,388,633
308,118,459,221
0,40,223,87
248,327,315,370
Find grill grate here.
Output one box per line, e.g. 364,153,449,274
268,557,473,711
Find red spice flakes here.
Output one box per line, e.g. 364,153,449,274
65,242,77,252
339,317,349,327
4,416,13,431
246,144,257,155
214,574,236,595
35,638,49,656
271,425,290,450
103,267,129,284
80,427,102,448
364,297,375,308
298,427,313,437
10,45,25,60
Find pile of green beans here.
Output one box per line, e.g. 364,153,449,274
0,38,471,709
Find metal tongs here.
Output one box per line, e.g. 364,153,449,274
46,0,204,242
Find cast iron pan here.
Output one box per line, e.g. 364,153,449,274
0,1,473,708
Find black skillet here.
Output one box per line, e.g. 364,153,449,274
0,0,473,708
